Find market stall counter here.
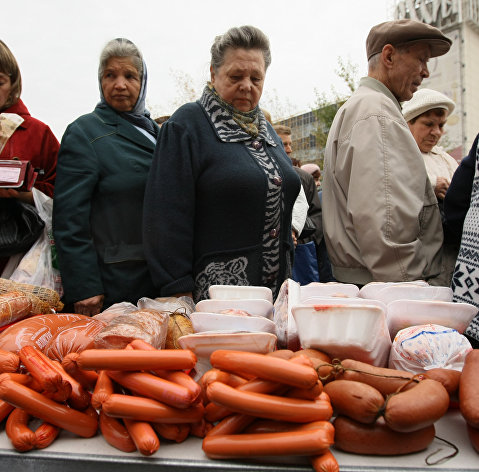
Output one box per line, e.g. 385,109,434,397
0,410,477,472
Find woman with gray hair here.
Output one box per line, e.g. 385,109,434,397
143,25,301,302
53,38,159,315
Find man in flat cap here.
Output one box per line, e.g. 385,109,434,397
322,19,451,286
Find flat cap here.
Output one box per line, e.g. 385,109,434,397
402,88,455,122
366,19,451,60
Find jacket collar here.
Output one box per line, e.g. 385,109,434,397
359,77,402,113
2,99,31,129
93,104,156,151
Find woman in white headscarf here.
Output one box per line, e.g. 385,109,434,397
53,38,159,315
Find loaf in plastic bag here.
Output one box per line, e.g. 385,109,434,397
94,299,169,349
273,279,301,350
0,291,32,327
388,324,473,373
43,317,107,361
0,313,88,353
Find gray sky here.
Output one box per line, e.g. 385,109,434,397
2,0,395,139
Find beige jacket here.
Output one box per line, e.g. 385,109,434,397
322,77,443,285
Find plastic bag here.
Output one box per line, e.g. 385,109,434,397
388,323,473,373
9,188,62,296
272,279,301,350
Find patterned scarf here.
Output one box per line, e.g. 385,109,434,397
207,84,259,138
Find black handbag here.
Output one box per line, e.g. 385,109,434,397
0,199,45,257
299,216,316,239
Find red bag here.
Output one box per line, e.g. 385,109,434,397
0,160,39,192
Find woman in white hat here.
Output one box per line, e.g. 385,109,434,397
403,88,458,286
402,88,457,201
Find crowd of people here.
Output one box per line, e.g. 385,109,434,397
1,20,478,348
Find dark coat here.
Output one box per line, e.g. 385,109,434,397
0,99,59,197
143,100,300,302
53,105,159,308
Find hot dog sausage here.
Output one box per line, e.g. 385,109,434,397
425,368,461,397
206,381,332,423
152,422,190,443
102,393,204,424
266,349,295,359
310,449,340,472
77,349,197,371
335,359,418,395
460,350,479,428
206,413,256,437
34,422,60,449
287,380,323,401
0,349,20,374
99,411,136,453
0,379,98,438
209,350,318,389
106,370,196,409
50,360,91,411
92,371,115,409
5,408,36,452
123,418,160,456
61,353,99,390
189,419,213,438
323,379,384,424
244,419,334,435
384,378,449,432
202,428,334,459
333,415,435,455
0,399,14,422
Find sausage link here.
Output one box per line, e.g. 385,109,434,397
460,350,479,428
287,380,323,400
77,349,197,371
244,419,334,435
333,415,435,455
6,408,36,452
425,368,461,397
152,422,190,443
310,449,340,472
189,418,213,438
123,418,160,456
206,414,256,437
209,350,318,389
0,379,98,438
206,381,332,423
202,428,334,459
0,349,20,374
107,370,196,409
99,411,136,453
384,378,449,432
34,422,60,449
92,370,115,409
0,399,14,422
61,353,99,390
102,393,204,424
323,379,384,424
50,360,91,410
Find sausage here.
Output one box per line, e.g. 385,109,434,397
204,377,283,422
206,413,256,437
323,379,384,424
0,348,20,373
19,346,71,402
92,371,115,409
0,372,34,386
106,370,196,409
77,349,197,371
266,349,295,359
467,423,479,454
99,411,136,453
209,350,318,389
460,350,479,428
202,428,334,459
310,449,340,472
333,415,435,455
287,380,323,401
206,381,333,423
61,353,99,390
152,422,190,443
102,393,204,424
425,368,461,398
335,359,420,395
34,422,60,449
127,339,202,404
189,419,213,438
244,419,334,435
50,359,91,410
199,368,248,391
123,418,160,456
0,291,32,327
5,408,36,452
0,399,14,422
291,349,333,381
0,379,98,438
384,378,449,432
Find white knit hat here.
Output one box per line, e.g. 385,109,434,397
402,88,455,122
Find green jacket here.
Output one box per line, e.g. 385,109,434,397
53,105,159,308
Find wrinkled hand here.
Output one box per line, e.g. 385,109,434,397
0,188,34,204
292,230,298,247
74,295,105,316
435,177,450,200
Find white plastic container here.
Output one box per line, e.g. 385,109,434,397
372,285,453,305
291,304,391,367
194,298,273,319
358,281,429,300
208,285,273,304
301,296,387,313
387,299,478,339
190,312,277,335
300,282,360,300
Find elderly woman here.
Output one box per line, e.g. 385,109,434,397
143,25,300,302
403,88,457,287
53,38,159,315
